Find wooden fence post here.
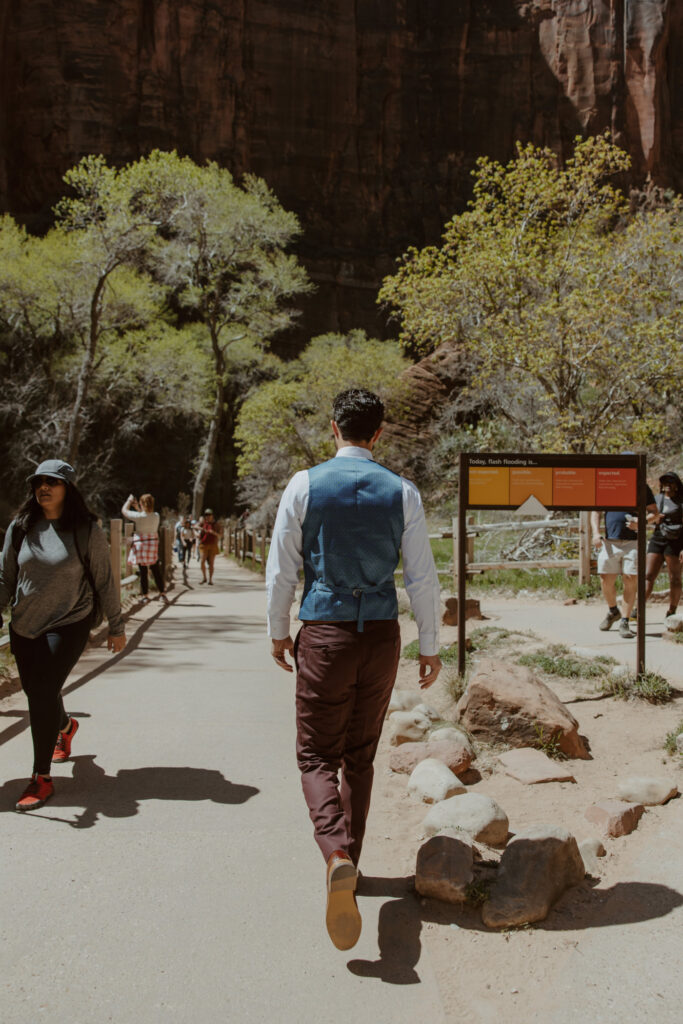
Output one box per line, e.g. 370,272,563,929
579,511,591,585
260,530,266,573
110,519,122,597
466,514,475,563
452,515,458,589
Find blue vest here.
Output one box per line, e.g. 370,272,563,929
299,456,404,630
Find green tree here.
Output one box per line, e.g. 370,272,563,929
235,331,410,519
379,136,683,453
123,151,312,516
54,156,161,462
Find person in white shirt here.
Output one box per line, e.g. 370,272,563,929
266,388,441,951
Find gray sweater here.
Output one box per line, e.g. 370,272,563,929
0,518,124,638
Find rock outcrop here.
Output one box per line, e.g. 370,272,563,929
0,2,681,345
482,824,585,928
455,658,589,759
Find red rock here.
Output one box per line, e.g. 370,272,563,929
456,658,589,759
497,748,576,785
389,735,473,776
584,800,645,838
442,597,485,626
0,3,680,345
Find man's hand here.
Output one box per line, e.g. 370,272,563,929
108,633,126,654
418,654,442,689
271,636,295,672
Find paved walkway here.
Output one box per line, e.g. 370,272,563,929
0,559,444,1024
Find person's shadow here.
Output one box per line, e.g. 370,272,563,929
0,754,259,829
347,872,683,985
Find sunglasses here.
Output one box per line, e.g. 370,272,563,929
34,475,64,487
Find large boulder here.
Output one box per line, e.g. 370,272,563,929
482,825,585,928
415,831,474,903
423,793,509,846
407,758,466,804
456,658,589,759
389,734,474,775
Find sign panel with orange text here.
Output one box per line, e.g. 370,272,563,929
464,454,642,511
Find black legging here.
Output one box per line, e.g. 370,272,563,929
139,561,165,595
10,616,92,775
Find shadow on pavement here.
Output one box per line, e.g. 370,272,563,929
346,874,683,985
0,754,259,828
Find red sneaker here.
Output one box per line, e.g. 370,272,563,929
52,717,79,762
16,775,54,812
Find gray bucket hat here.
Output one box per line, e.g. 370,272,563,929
28,459,76,485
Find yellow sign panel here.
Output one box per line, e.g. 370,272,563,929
469,466,509,506
509,467,553,507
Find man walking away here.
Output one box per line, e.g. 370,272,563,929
266,388,442,950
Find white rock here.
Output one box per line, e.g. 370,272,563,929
676,734,683,754
407,758,466,804
616,776,678,806
387,690,423,716
430,725,468,744
388,709,432,746
423,793,509,846
413,702,441,722
579,837,606,876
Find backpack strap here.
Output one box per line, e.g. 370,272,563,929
72,521,94,581
11,522,26,556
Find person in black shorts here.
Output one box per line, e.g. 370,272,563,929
644,471,683,617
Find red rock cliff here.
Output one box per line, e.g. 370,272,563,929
0,1,680,343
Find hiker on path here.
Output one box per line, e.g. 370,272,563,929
122,492,166,600
591,481,656,638
0,459,126,812
644,470,683,617
196,509,220,584
266,388,442,951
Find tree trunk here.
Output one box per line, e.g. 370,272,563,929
67,344,95,464
67,273,107,464
192,378,224,518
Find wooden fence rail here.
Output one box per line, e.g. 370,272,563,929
223,521,268,572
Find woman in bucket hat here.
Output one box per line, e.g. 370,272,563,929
0,459,126,811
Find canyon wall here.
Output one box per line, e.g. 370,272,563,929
0,1,680,344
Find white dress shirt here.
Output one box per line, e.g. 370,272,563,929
266,447,441,655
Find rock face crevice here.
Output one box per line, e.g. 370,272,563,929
0,1,680,342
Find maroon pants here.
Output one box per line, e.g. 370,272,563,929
294,619,401,865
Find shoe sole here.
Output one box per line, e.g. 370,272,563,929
326,862,361,950
599,619,620,631
16,794,52,812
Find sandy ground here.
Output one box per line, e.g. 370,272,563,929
363,595,683,1023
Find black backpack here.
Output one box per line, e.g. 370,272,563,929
11,520,103,628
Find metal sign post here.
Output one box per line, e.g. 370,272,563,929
457,452,647,678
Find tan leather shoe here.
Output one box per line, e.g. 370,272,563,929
326,850,361,950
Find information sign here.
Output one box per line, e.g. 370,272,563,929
465,453,641,512
457,452,648,676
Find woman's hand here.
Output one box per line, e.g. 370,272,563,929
107,633,126,654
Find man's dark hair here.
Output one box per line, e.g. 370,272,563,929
332,389,384,442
